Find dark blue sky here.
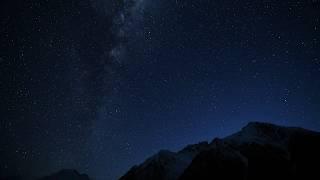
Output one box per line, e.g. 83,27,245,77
1,0,320,179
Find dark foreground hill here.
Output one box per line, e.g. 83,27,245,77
1,169,90,180
120,122,320,180
37,169,90,180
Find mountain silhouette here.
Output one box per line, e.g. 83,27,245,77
120,122,320,180
38,169,90,180
1,169,90,180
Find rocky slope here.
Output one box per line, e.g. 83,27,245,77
120,122,320,180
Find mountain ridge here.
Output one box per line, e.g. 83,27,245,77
120,122,320,180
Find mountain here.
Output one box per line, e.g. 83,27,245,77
37,169,90,180
0,169,90,180
120,122,320,180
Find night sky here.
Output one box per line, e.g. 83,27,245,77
1,0,320,179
